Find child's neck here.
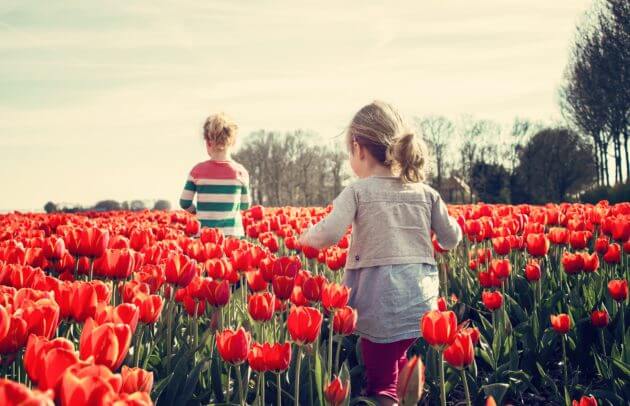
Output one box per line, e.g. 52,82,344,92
210,150,230,161
366,164,395,178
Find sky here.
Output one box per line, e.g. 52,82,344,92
0,0,593,211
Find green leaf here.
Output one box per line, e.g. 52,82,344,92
536,362,560,400
611,358,630,381
481,382,509,405
314,351,325,406
175,358,210,404
152,373,174,401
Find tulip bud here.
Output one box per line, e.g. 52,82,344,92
396,356,425,406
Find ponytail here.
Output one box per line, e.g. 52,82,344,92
348,100,426,183
392,131,426,183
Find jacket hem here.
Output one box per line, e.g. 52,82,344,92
345,255,437,270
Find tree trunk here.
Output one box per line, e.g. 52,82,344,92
624,130,629,184
594,142,602,186
602,142,610,186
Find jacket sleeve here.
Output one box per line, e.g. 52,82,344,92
300,186,356,249
179,173,197,211
430,192,462,250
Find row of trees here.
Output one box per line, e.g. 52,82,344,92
44,199,172,213
418,117,596,204
233,130,347,207
229,118,596,206
561,0,630,186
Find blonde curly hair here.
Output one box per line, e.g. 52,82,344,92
203,112,238,150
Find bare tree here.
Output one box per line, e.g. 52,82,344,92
417,116,454,189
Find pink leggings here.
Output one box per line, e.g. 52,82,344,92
360,337,417,401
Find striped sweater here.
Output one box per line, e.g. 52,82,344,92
179,159,251,237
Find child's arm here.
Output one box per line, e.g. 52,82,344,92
299,186,356,249
431,193,462,250
179,174,197,213
240,174,251,211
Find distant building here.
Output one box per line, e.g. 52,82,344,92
436,176,474,204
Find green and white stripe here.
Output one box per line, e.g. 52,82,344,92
179,176,250,236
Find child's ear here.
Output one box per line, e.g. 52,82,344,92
357,143,366,160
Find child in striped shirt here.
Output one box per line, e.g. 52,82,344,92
179,113,251,237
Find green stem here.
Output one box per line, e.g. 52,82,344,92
561,335,568,394
166,293,174,372
335,336,342,373
276,372,282,406
133,324,145,367
89,257,94,280
236,365,246,406
294,346,302,406
327,311,335,378
439,351,446,406
260,371,265,406
461,368,471,406
226,365,232,404
600,328,606,357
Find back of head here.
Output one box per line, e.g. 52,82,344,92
347,100,426,183
203,112,238,150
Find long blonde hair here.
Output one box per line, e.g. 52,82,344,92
347,100,426,183
203,112,238,150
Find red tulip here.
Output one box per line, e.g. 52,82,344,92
550,314,571,334
482,290,503,311
492,237,511,256
24,335,79,390
101,302,140,330
69,282,100,323
247,342,267,372
0,314,28,354
569,230,591,250
590,309,609,328
421,310,457,349
132,294,164,324
333,306,357,336
321,282,350,310
185,218,200,236
572,395,597,406
58,366,117,406
302,275,327,302
200,279,230,307
287,306,323,345
478,270,502,288
397,355,425,406
524,260,541,282
548,227,569,245
120,366,154,394
526,233,550,257
595,236,610,255
444,332,475,369
581,252,599,273
246,270,268,292
79,318,132,370
264,342,291,372
323,376,350,406
0,378,54,406
607,279,628,302
603,243,621,264
489,259,511,279
0,305,10,347
248,292,275,322
75,228,110,258
437,296,448,311
164,253,197,288
562,252,584,275
272,275,295,301
216,327,251,365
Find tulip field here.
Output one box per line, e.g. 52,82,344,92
0,202,628,406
